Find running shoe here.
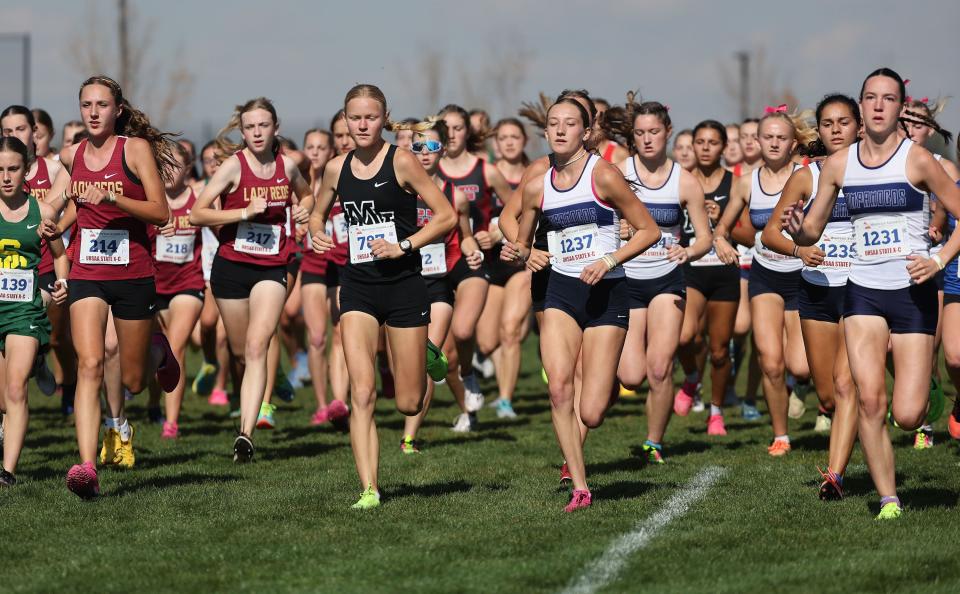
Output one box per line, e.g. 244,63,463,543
426,340,448,382
208,388,229,407
559,462,572,483
496,398,518,419
691,394,705,413
152,332,181,393
463,375,485,412
274,373,296,402
641,443,665,465
61,384,75,415
310,406,329,426
814,414,833,433
927,377,945,424
192,361,219,396
256,403,277,429
541,367,548,384
949,397,960,440
66,462,100,499
876,502,903,521
233,433,254,463
472,352,495,379
723,385,739,407
161,421,178,440
619,385,637,398
706,414,727,436
115,425,136,468
913,429,934,450
326,399,350,430
286,366,304,390
294,351,312,385
148,406,164,424
0,469,16,487
32,353,57,396
741,401,761,421
352,485,381,510
400,435,421,455
788,390,806,419
673,380,697,416
228,407,242,419
451,412,475,433
767,439,791,457
98,428,120,466
817,467,844,501
564,489,592,513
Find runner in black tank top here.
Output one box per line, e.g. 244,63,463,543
308,85,457,509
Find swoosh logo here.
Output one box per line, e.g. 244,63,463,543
27,224,38,229
29,325,37,330
276,178,286,184
104,173,117,179
36,179,47,185
421,311,428,316
374,181,388,188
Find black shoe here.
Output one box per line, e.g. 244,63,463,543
32,353,57,396
233,433,254,463
147,406,164,425
0,469,16,487
61,383,76,416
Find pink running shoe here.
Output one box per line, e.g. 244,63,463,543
326,399,349,430
208,389,229,407
673,381,697,416
559,463,572,484
310,406,329,426
161,421,179,439
152,332,181,393
564,489,592,512
707,414,727,436
66,462,100,499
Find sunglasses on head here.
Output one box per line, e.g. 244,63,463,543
411,139,443,154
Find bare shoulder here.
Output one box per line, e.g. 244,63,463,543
59,143,80,170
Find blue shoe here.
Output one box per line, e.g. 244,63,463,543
275,372,296,402
496,398,518,419
741,401,761,421
192,361,219,396
286,367,304,390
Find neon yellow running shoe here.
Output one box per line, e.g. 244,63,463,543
351,485,381,509
876,502,902,520
98,428,121,465
541,367,548,384
400,435,420,455
192,361,219,396
115,425,136,469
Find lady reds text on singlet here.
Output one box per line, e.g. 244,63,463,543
802,162,854,287
623,160,683,279
750,165,802,273
69,137,152,280
152,189,204,295
217,150,294,268
339,144,419,284
842,138,929,290
541,154,622,279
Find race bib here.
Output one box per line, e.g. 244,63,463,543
638,230,677,259
817,232,856,270
690,247,723,267
420,242,447,277
349,221,398,264
80,229,129,265
547,223,600,266
332,213,348,244
156,234,195,264
235,222,280,256
854,216,908,261
0,268,33,302
754,231,793,262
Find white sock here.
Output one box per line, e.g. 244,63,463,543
774,434,790,444
710,405,723,416
118,418,131,441
106,417,119,429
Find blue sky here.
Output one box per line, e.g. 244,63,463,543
2,0,958,152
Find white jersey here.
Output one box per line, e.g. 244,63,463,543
803,162,854,287
750,166,802,273
623,160,682,280
930,154,945,257
542,154,622,279
201,226,219,282
843,138,929,290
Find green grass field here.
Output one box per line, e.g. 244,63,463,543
3,339,960,594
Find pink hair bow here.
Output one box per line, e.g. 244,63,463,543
764,104,787,114
904,96,928,104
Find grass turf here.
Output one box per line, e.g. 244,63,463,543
3,339,960,594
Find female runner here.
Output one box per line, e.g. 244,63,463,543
0,137,68,487
604,100,712,462
190,97,313,462
43,75,180,498
761,95,861,494
32,109,55,159
476,117,532,419
513,97,660,511
735,119,762,177
724,123,743,171
673,129,696,172
786,68,960,518
309,85,457,508
715,108,812,453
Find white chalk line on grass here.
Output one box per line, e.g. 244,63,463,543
561,465,727,594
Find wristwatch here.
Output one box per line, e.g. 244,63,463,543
400,239,413,253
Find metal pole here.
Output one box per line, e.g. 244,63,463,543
118,0,129,90
736,51,750,121
23,34,30,106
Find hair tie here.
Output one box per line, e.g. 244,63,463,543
664,105,671,112
920,97,929,104
764,104,788,114
904,79,911,86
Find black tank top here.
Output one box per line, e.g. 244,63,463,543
338,144,419,283
681,169,733,247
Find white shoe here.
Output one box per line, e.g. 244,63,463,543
691,393,705,413
788,391,806,419
472,353,496,380
814,414,832,433
463,375,485,412
452,412,473,433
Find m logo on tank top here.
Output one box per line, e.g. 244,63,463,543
344,200,394,226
